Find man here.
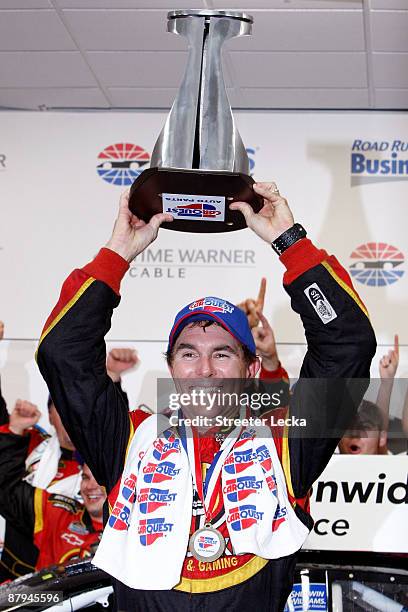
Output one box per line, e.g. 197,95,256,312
37,183,376,611
338,400,387,455
0,403,105,570
0,350,135,580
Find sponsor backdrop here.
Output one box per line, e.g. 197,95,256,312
306,455,408,553
0,111,407,552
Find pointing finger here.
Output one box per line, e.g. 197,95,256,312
394,334,399,356
256,278,266,312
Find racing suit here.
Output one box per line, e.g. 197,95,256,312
0,431,102,571
0,420,81,580
36,238,376,611
0,383,127,581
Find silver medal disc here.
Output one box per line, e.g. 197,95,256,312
189,525,226,562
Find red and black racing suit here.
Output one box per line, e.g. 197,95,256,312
0,430,102,571
0,382,127,581
36,239,376,611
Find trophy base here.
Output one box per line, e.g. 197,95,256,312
128,167,263,233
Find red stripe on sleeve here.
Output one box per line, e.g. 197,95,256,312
40,268,92,337
82,248,129,296
260,362,289,382
280,238,328,285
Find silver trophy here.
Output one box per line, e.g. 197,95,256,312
129,10,262,233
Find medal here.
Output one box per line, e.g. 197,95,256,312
189,523,226,562
179,414,246,563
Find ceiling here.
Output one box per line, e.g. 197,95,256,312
0,0,407,111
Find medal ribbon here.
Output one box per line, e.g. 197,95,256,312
179,408,246,524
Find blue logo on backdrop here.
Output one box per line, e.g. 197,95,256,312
349,243,405,287
97,143,150,186
350,139,408,184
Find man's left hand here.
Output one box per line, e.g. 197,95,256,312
230,182,294,244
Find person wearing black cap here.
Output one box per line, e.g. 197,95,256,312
36,183,376,611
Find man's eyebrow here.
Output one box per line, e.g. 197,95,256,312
174,343,196,352
212,344,239,355
173,343,239,354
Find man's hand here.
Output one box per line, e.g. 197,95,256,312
237,278,266,329
252,312,280,372
105,190,173,262
0,321,4,340
379,335,399,380
9,399,41,435
107,348,139,383
230,182,294,244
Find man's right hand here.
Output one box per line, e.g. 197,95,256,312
105,189,173,262
9,399,42,435
0,320,4,340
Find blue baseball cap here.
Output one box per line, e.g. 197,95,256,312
168,297,256,356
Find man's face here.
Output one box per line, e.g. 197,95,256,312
80,464,106,520
338,427,384,455
169,323,259,419
49,405,75,451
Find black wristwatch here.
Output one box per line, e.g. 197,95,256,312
271,223,307,256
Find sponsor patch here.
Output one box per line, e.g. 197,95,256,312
109,502,131,531
142,461,181,483
68,521,89,536
48,494,78,514
272,505,287,532
138,517,174,545
227,504,264,531
121,472,137,502
223,476,263,502
152,436,181,461
224,450,255,475
137,487,177,514
61,532,84,547
163,193,225,222
188,297,234,314
285,583,327,611
304,283,337,324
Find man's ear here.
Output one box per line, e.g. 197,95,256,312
378,430,388,451
248,357,261,378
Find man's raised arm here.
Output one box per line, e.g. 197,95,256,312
36,191,172,490
231,183,376,498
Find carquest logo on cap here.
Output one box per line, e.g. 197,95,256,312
188,298,235,314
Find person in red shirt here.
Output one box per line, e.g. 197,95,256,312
0,349,136,580
0,405,105,571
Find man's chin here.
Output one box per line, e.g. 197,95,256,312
86,504,104,518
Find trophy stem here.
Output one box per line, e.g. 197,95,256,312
151,11,252,175
129,10,264,233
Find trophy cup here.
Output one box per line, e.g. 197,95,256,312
128,9,263,233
